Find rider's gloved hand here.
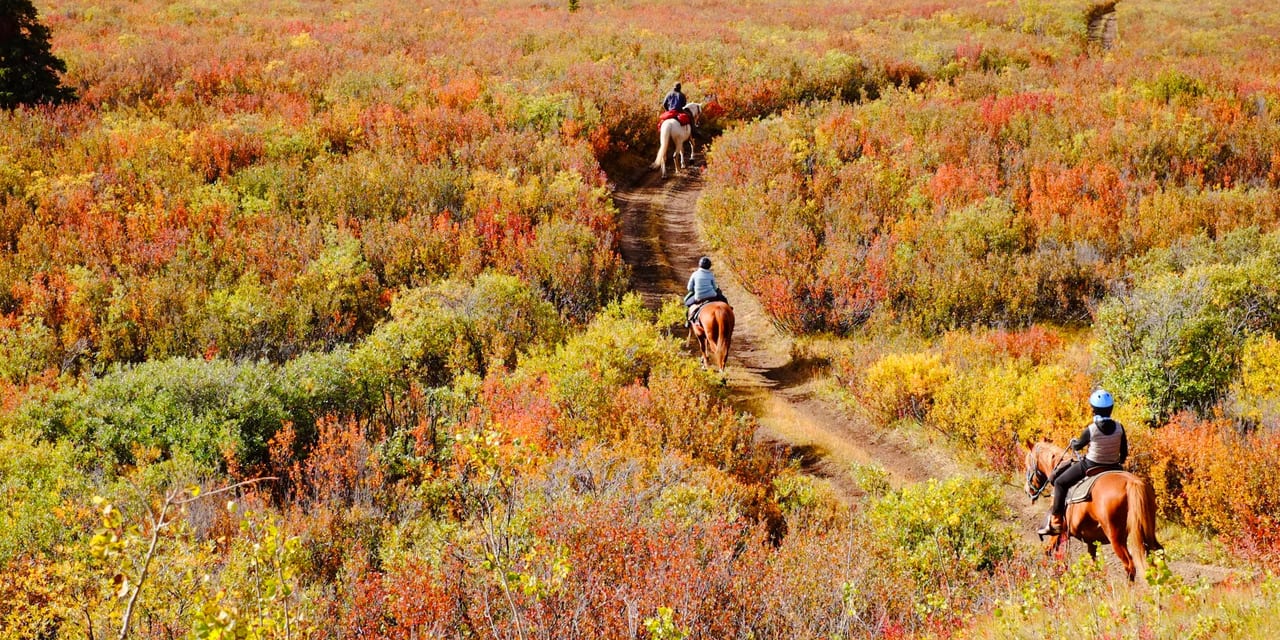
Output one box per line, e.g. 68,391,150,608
1068,438,1080,450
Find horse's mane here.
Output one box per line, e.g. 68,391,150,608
1028,439,1066,474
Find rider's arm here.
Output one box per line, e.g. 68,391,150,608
1069,425,1092,451
1119,430,1129,464
687,272,696,293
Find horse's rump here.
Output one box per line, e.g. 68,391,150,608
693,301,734,371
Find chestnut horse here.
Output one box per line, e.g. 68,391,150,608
690,301,734,372
1023,440,1162,581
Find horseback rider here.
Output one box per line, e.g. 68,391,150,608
1038,389,1129,536
684,256,728,326
661,82,699,135
662,82,687,114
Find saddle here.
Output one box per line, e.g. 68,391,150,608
659,109,692,128
1065,468,1124,504
686,301,705,326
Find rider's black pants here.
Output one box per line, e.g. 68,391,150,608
1050,459,1090,517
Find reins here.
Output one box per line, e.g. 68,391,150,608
1026,444,1071,503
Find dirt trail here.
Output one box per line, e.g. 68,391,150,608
609,152,1235,584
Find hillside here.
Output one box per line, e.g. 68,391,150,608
3,0,1279,638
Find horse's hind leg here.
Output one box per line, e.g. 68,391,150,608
1086,542,1098,561
1111,535,1136,581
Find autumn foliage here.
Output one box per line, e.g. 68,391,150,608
5,0,1280,637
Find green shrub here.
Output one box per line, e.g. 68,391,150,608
20,358,287,467
866,477,1015,613
519,294,665,420
15,348,366,469
0,316,58,384
1095,229,1280,422
350,271,563,391
0,436,87,564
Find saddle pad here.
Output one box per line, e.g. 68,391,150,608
688,301,707,327
1066,470,1123,504
659,110,691,128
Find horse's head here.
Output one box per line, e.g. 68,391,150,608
685,102,703,126
1023,440,1054,502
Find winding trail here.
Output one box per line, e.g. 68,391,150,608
607,151,1234,584
611,154,958,500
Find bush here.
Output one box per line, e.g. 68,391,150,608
0,435,88,564
865,476,1016,616
859,352,953,424
350,272,563,391
1228,334,1280,427
931,361,1086,472
1095,229,1280,423
1136,414,1280,557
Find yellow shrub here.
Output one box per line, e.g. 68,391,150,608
930,362,1089,473
861,352,953,424
1229,334,1280,425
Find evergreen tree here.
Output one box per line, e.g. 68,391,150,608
0,0,75,109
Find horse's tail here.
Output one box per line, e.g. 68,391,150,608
652,121,671,172
1125,475,1160,579
715,306,734,370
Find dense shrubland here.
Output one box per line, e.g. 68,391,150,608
0,297,1031,638
700,82,1280,333
701,0,1280,563
5,0,1280,637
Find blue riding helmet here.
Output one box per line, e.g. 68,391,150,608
1089,389,1114,417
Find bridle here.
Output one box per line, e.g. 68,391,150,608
1024,444,1071,503
1025,464,1050,503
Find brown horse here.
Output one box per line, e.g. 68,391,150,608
690,302,734,372
1023,440,1162,581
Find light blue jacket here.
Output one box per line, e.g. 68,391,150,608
687,268,718,302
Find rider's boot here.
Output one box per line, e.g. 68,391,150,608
1036,513,1062,536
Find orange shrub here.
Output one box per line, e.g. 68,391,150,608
1136,414,1280,557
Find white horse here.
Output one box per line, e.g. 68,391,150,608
651,102,703,178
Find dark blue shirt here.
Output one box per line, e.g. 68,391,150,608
663,91,687,112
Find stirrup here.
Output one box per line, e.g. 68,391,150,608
1036,515,1061,538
